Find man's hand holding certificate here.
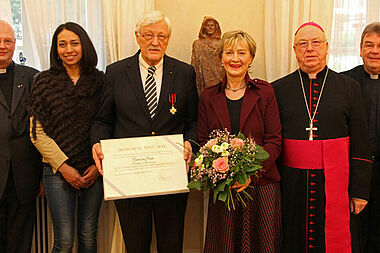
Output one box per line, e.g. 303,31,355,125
93,134,190,200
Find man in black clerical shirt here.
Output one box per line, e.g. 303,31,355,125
0,20,42,253
342,22,380,253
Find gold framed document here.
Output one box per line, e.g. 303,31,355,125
100,134,189,200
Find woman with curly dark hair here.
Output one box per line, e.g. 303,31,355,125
28,22,104,252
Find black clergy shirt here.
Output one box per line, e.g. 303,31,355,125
0,62,14,108
362,74,380,154
342,65,380,157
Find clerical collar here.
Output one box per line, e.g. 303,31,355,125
299,66,328,80
0,62,14,75
363,67,379,80
308,73,317,79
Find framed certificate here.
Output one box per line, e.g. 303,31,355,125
100,134,189,200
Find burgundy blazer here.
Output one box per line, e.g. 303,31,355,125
197,75,282,185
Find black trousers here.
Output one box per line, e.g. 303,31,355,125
368,161,380,253
0,167,36,253
350,206,369,253
351,160,380,253
115,192,188,253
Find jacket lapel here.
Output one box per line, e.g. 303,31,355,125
156,55,175,116
125,52,151,119
210,89,231,130
11,64,26,115
240,85,259,131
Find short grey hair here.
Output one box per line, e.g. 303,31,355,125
361,22,380,45
135,10,172,37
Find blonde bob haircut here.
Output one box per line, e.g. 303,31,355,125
135,10,172,37
219,30,257,59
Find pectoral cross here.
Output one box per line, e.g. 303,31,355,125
306,121,317,141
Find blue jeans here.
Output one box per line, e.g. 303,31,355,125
43,165,103,253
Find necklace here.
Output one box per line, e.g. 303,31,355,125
225,84,247,92
298,68,329,141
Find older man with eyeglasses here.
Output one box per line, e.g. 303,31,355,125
0,20,42,253
272,22,372,253
90,11,198,252
342,22,380,253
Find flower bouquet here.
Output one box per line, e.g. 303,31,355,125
188,129,269,210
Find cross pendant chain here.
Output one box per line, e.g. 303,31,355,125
306,121,318,141
298,68,329,142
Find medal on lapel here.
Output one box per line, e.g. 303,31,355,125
169,93,177,115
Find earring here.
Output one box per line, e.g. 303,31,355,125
221,63,224,67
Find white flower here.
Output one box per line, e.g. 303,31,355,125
212,145,222,153
221,150,229,157
220,142,229,151
195,155,204,166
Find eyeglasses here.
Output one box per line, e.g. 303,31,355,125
139,33,169,41
295,40,327,49
0,39,14,47
362,42,380,51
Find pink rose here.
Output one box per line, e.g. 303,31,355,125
212,157,229,173
230,138,244,149
205,138,217,149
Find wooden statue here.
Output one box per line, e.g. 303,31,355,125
191,17,225,95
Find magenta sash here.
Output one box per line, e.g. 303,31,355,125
282,137,351,253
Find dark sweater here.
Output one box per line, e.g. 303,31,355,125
28,69,105,171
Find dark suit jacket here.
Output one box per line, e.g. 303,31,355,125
0,62,42,204
197,75,282,185
341,65,366,85
342,65,376,153
91,51,198,148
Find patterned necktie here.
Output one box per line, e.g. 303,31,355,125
145,66,157,118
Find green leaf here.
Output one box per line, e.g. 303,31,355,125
255,153,269,161
215,180,228,193
236,172,248,184
245,164,262,173
225,178,234,185
218,190,228,202
255,146,269,160
187,181,203,191
236,132,245,139
213,191,218,203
